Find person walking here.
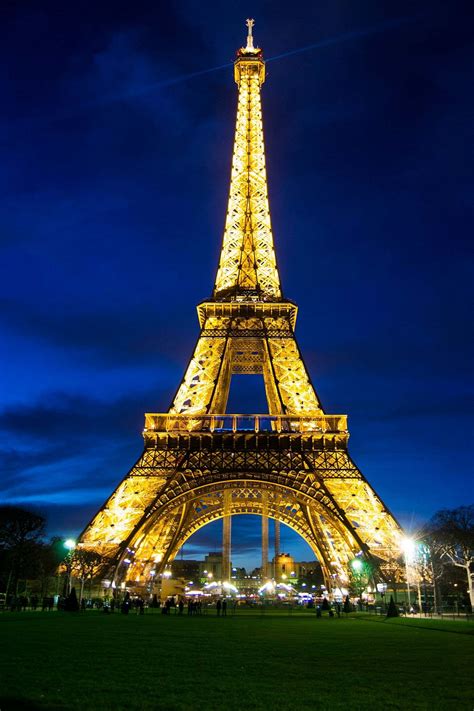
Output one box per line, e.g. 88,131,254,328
216,599,222,616
222,599,227,617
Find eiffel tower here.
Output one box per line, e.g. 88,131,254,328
78,20,403,591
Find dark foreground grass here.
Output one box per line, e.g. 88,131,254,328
1,611,473,710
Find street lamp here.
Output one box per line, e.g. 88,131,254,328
63,539,76,595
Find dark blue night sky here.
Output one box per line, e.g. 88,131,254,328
1,0,473,570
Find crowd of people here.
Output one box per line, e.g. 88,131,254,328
3,593,56,612
115,591,234,616
3,589,354,618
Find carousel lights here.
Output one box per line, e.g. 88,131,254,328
222,581,238,593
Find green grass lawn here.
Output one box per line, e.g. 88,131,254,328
1,610,473,710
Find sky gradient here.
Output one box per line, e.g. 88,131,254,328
1,0,473,571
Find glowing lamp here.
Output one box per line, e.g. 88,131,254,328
401,537,416,562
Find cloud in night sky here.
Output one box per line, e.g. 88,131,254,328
0,0,473,570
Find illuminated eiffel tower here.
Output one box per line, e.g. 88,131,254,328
78,21,403,591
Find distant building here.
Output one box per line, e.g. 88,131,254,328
297,561,324,587
235,576,262,595
171,559,201,582
273,553,297,581
171,553,237,585
231,566,247,580
272,555,323,585
200,552,229,581
171,552,323,591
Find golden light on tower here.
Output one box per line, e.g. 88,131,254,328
77,20,404,593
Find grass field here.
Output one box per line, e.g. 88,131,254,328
1,610,473,710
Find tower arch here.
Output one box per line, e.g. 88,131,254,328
111,477,364,591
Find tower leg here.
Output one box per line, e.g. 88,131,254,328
222,490,232,582
274,519,280,577
261,498,269,581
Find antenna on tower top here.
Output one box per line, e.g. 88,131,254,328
245,18,255,51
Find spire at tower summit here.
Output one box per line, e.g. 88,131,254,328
245,18,255,51
240,18,260,55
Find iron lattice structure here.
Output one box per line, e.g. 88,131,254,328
78,23,403,590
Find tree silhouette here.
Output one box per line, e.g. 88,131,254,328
386,595,399,618
0,506,46,594
428,505,474,610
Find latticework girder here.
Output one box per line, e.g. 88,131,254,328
214,47,280,299
169,311,322,416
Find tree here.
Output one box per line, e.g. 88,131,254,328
69,548,110,602
0,506,45,549
35,537,69,597
348,558,373,606
0,506,46,594
428,505,474,610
